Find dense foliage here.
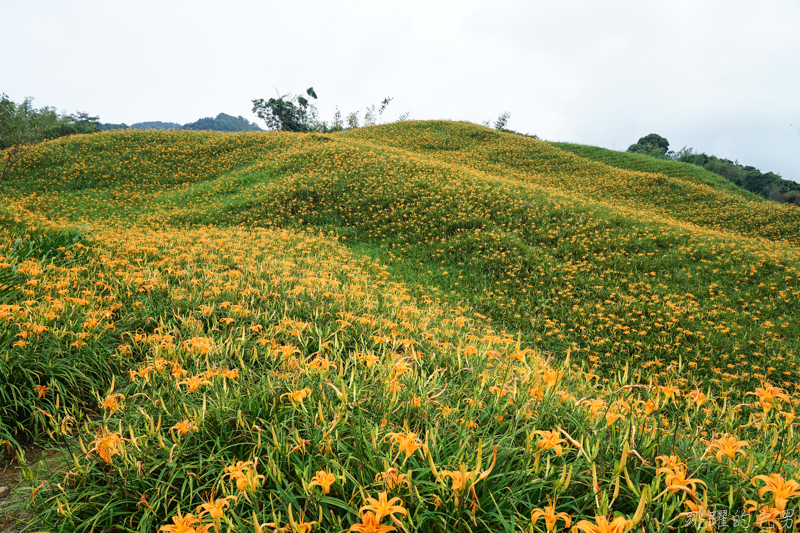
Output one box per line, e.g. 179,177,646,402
672,147,800,205
625,132,799,206
0,94,100,151
130,121,183,130
1,93,100,182
626,134,671,158
2,122,800,531
251,89,397,133
251,87,320,132
183,113,262,132
103,115,263,133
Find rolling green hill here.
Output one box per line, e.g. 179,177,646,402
4,121,799,393
2,121,800,530
549,141,759,200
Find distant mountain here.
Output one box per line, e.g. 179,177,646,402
103,114,263,133
98,123,129,131
130,121,182,130
182,113,262,132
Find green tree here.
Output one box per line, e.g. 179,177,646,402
182,113,262,132
363,105,376,127
494,111,510,131
627,133,671,157
98,122,129,131
783,190,800,205
42,110,100,139
1,94,44,184
330,107,344,132
251,87,318,132
668,144,799,206
672,146,709,167
130,121,181,130
1,94,101,183
346,112,359,129
378,97,393,121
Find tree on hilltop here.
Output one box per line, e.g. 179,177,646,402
252,87,318,132
130,121,182,130
182,113,262,132
632,137,800,206
627,133,671,158
1,94,41,183
252,89,396,132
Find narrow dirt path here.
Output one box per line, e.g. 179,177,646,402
1,447,69,531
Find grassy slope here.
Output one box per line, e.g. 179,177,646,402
549,141,758,200
161,124,800,395
4,123,800,530
5,122,799,397
343,122,800,244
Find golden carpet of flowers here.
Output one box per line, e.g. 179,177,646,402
159,123,800,394
2,121,800,531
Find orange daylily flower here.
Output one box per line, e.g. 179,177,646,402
220,367,239,379
531,495,572,532
349,511,397,533
359,492,407,523
639,399,658,417
171,364,188,378
489,383,515,399
224,460,264,494
533,429,567,456
375,468,410,491
172,419,199,435
281,387,312,405
688,389,709,408
440,469,477,494
87,427,124,464
130,365,156,381
386,428,423,459
437,445,497,506
196,495,234,521
748,383,790,413
744,500,785,531
100,392,125,412
705,434,749,463
656,464,706,496
571,514,633,533
308,469,336,494
463,398,485,408
577,398,605,417
178,375,211,393
541,366,565,388
659,385,680,401
751,473,800,511
680,500,714,532
655,455,683,470
290,513,317,533
159,508,201,533
363,353,380,368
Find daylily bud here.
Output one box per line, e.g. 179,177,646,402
631,486,649,526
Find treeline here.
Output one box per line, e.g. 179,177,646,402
673,147,799,204
0,94,100,150
1,94,264,182
250,87,404,133
628,133,799,206
100,113,262,132
101,121,180,131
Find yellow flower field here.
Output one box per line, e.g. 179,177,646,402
1,121,799,531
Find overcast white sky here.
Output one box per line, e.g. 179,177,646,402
3,0,799,181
